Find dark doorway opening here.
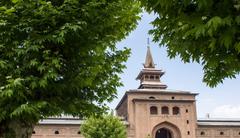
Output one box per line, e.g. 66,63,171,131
155,128,172,138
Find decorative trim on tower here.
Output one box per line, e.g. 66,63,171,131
136,47,167,89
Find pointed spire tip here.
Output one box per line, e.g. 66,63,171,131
144,46,155,68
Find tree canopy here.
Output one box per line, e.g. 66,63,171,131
0,0,140,137
80,114,127,138
140,0,240,87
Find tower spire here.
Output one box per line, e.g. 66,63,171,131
144,46,155,68
136,42,167,89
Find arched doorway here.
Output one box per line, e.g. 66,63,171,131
155,128,172,138
152,122,181,138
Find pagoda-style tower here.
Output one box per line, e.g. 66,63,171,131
116,46,198,138
136,47,167,89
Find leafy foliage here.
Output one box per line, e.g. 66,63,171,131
80,114,127,138
0,0,140,134
140,0,240,87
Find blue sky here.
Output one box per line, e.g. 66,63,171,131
109,12,240,118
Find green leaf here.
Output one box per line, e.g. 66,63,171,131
195,25,206,39
0,6,7,11
207,16,222,31
0,60,7,68
235,42,240,53
13,78,23,87
209,38,216,51
198,0,208,9
37,65,46,73
30,59,38,67
236,16,240,24
30,81,38,89
1,89,14,98
220,32,232,49
4,7,16,14
39,79,47,88
11,0,19,4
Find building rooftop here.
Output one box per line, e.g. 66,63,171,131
38,117,129,125
128,88,197,94
39,117,83,125
197,118,240,126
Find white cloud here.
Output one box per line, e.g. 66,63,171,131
211,105,240,118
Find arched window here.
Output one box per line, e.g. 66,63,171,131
161,106,169,114
145,75,149,80
200,131,205,135
150,106,158,115
150,75,154,80
55,130,59,134
173,106,180,115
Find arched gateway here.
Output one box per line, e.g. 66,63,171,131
152,122,181,138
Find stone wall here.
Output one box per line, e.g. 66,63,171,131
116,95,128,120
32,124,83,138
197,126,240,138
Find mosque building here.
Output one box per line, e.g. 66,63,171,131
32,47,240,138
